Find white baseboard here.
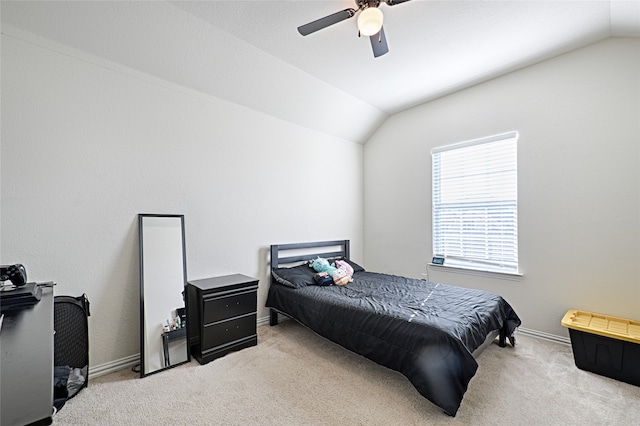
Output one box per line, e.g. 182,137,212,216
91,317,273,379
518,327,571,346
90,354,139,379
88,322,570,380
257,315,271,327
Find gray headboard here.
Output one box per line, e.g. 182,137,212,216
270,240,350,269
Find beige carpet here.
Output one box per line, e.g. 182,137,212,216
53,320,640,425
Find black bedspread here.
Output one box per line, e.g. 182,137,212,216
266,270,521,416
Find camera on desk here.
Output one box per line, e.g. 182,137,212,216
0,264,28,287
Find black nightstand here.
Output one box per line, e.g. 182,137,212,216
187,274,258,365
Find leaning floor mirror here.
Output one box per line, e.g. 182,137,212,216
138,214,190,377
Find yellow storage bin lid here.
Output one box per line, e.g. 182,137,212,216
562,310,640,344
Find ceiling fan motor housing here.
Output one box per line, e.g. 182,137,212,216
357,0,381,9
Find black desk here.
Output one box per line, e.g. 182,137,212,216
1,287,54,425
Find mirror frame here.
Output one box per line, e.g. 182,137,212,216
138,213,190,377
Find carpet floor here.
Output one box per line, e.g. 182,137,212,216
53,320,640,425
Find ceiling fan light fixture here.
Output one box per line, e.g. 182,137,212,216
357,7,383,36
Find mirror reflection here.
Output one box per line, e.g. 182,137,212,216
138,214,190,377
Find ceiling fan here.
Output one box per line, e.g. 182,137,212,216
297,0,412,58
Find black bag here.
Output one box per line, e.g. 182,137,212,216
53,294,90,411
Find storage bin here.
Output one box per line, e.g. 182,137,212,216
561,310,640,387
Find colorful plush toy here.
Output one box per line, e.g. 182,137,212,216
309,257,354,286
309,257,337,276
313,272,333,286
332,267,351,286
333,260,354,286
335,260,354,277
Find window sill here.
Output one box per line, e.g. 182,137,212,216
428,263,523,281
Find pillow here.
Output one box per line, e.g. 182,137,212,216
271,264,316,289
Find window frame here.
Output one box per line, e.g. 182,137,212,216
431,131,520,276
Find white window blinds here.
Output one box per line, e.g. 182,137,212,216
432,131,519,274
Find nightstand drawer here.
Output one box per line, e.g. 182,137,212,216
203,290,257,324
202,314,257,350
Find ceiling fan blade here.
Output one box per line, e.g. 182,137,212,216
370,26,389,58
385,0,412,5
297,8,356,36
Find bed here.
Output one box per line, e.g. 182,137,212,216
265,240,521,416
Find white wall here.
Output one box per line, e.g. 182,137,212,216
1,34,364,367
364,38,640,339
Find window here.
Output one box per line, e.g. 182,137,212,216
432,131,518,274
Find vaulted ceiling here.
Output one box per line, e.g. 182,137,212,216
2,1,639,143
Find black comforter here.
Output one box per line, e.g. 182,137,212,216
266,270,521,416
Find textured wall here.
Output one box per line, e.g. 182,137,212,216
364,38,640,338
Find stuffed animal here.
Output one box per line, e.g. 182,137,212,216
332,267,351,286
335,260,354,277
333,260,354,286
313,272,333,286
309,257,337,276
